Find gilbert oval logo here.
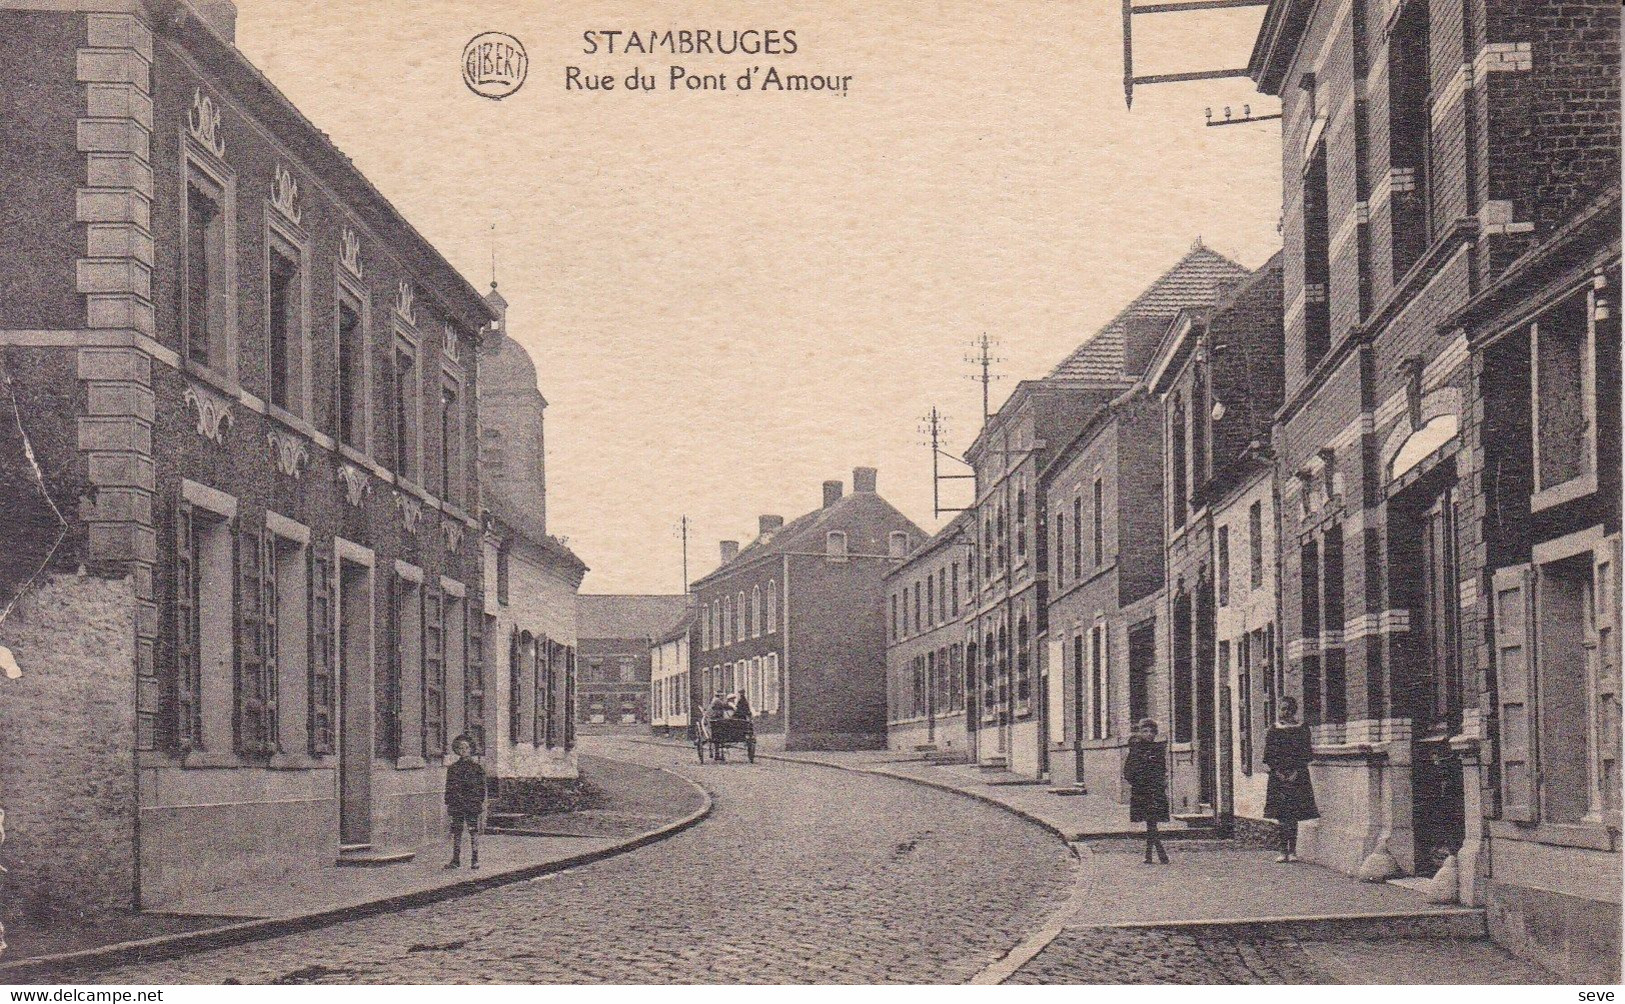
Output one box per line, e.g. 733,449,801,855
462,31,528,100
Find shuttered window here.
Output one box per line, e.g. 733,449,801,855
467,613,489,754
564,646,578,749
508,630,523,743
423,586,445,757
235,525,279,756
173,500,202,751
1493,564,1536,821
534,634,550,747
309,542,335,754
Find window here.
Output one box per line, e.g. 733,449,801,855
1302,141,1332,368
712,600,721,648
391,342,419,481
888,531,909,558
938,568,948,623
703,601,712,649
737,591,747,642
1090,624,1107,740
826,531,848,561
1054,511,1065,588
1322,526,1347,724
1249,500,1264,589
337,292,367,450
1015,485,1027,561
926,574,935,628
1388,1,1432,279
752,586,762,638
1300,538,1322,726
171,492,235,753
424,588,446,757
184,171,231,374
1531,288,1598,507
950,563,959,615
913,581,922,634
1015,612,1031,714
1092,478,1104,568
983,516,994,578
996,503,1008,570
382,573,421,759
266,522,309,758
1499,534,1623,826
766,580,777,633
496,541,510,605
1073,497,1083,579
509,632,524,742
439,378,461,504
1171,396,1188,528
765,652,781,714
1217,525,1231,607
267,239,304,414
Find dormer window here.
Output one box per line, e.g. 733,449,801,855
888,531,910,558
826,531,848,561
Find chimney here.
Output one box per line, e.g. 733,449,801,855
719,540,739,564
758,515,784,536
822,480,843,509
196,1,237,43
852,467,877,493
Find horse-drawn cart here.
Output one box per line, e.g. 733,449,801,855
696,715,755,763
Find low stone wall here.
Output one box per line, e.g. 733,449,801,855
0,572,137,921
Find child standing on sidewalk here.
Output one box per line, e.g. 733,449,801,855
1264,696,1318,863
445,734,486,870
1123,718,1171,864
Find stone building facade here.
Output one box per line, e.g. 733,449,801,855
692,469,923,751
884,513,972,757
0,0,492,915
1249,0,1621,977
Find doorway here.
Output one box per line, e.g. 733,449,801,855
338,557,373,847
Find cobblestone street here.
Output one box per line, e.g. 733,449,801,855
93,738,1075,984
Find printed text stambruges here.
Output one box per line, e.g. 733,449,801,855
583,30,797,56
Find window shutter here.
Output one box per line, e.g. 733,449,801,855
1493,564,1537,822
467,614,485,755
1595,536,1621,824
261,532,280,753
565,645,577,749
379,577,399,758
508,630,522,743
309,541,335,755
423,585,445,757
542,633,555,744
236,522,271,755
173,500,201,751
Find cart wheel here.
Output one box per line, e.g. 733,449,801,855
746,737,756,763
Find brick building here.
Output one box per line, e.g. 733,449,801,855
478,286,586,790
0,0,493,915
1248,0,1621,976
576,594,688,726
692,468,923,751
884,512,972,757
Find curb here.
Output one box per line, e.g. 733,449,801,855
753,749,1079,851
1,761,713,982
1096,907,1488,940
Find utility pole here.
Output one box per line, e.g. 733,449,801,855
969,333,1000,425
919,407,976,517
679,515,689,592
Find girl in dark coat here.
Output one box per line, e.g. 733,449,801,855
1122,718,1171,864
1263,695,1319,862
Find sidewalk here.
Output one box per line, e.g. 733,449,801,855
747,745,1479,927
1,754,709,979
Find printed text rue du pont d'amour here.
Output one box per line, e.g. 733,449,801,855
568,29,852,96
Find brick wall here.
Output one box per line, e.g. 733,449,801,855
785,553,889,750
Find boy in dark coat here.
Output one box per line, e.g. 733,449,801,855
1122,718,1171,864
445,734,486,870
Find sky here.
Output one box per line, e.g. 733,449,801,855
235,1,1284,595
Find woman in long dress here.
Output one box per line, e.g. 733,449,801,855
1263,695,1319,862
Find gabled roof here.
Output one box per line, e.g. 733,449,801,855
577,594,690,640
692,490,926,589
1048,244,1249,382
